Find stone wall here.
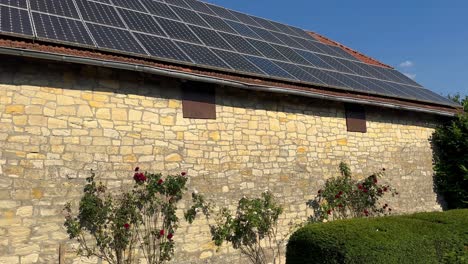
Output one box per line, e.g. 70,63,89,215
0,56,443,263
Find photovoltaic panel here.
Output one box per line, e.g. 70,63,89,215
228,10,261,27
250,16,281,32
175,41,230,69
337,59,372,77
248,26,284,44
211,49,265,75
112,0,146,12
268,20,299,36
275,61,324,84
347,75,391,95
270,32,304,49
198,13,236,34
293,38,327,54
188,25,233,50
270,44,311,65
245,56,294,79
300,66,348,88
163,0,191,9
288,25,316,40
87,23,146,54
33,13,94,46
294,50,335,70
316,55,354,74
225,20,261,39
117,8,166,36
205,3,239,22
183,0,216,15
246,39,288,61
218,32,262,56
0,5,33,36
75,0,125,28
326,45,358,61
359,63,390,81
30,0,79,19
170,5,210,27
153,16,202,44
140,0,179,20
135,33,192,62
0,0,26,8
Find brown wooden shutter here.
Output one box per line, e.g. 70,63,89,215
345,104,366,133
182,82,216,119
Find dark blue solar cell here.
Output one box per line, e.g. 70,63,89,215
300,66,348,88
218,32,262,56
0,5,33,36
337,59,373,77
33,13,94,46
359,63,390,80
326,45,358,61
246,39,288,61
389,70,423,87
30,0,79,18
189,25,233,50
0,0,26,8
118,8,166,36
270,32,304,49
275,61,324,84
245,56,295,79
211,49,265,75
87,23,146,54
205,3,239,21
270,44,311,65
347,75,393,95
294,50,335,70
225,20,261,39
135,33,192,62
248,26,284,44
112,0,146,12
250,16,281,32
288,26,316,40
183,0,216,15
153,16,202,44
316,55,354,74
75,0,125,28
170,5,210,27
198,13,236,34
175,41,230,69
268,20,298,36
229,10,261,27
140,0,179,20
163,0,191,9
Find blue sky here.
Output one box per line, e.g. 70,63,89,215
205,0,468,97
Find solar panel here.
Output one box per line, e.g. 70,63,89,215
175,41,230,69
75,0,125,28
140,0,179,20
246,56,294,79
0,0,455,108
33,12,94,46
211,49,265,75
0,5,33,36
153,16,202,44
0,0,27,8
135,33,192,62
30,0,79,19
87,23,146,54
170,5,210,27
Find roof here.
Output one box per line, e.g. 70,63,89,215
0,0,462,115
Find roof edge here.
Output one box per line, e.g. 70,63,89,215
308,31,393,69
0,39,460,116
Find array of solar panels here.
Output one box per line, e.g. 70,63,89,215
0,0,457,107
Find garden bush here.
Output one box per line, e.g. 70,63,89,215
286,209,468,264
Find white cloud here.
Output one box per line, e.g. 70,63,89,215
399,60,414,68
403,73,417,80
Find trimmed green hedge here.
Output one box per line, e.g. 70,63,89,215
286,210,468,264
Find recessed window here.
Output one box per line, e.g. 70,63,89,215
345,104,366,133
182,81,216,119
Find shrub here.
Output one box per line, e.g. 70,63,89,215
64,168,201,264
286,209,468,264
432,112,468,209
307,162,397,222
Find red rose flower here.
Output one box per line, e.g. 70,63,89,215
134,172,146,183
158,179,164,185
358,184,363,190
181,172,186,176
363,209,369,216
159,229,165,236
327,209,332,215
335,194,340,199
378,188,383,194
167,233,173,240
124,223,130,229
135,167,140,172
338,204,343,208
383,187,388,192
363,188,368,193
338,191,343,196
373,178,378,184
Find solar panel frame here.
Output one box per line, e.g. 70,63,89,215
247,26,284,44
188,25,233,50
274,61,325,84
175,40,231,69
225,20,262,39
245,56,295,80
269,44,312,66
170,5,210,27
245,39,289,61
112,0,146,12
86,22,147,55
117,8,166,36
135,33,192,63
204,3,239,22
0,0,27,8
153,16,202,44
183,0,216,15
32,12,94,46
75,0,126,28
30,0,80,19
218,32,263,56
140,0,179,20
0,5,33,37
211,48,266,75
228,10,262,27
198,13,237,34
162,0,191,9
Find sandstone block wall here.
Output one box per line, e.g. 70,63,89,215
0,56,443,263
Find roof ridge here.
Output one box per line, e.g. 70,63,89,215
307,31,393,69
